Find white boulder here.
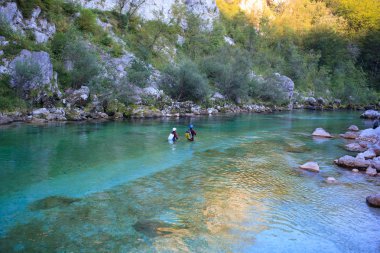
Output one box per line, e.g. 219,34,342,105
299,162,320,172
312,128,332,138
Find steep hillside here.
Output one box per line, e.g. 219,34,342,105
0,0,378,124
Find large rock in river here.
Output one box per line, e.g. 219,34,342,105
299,162,320,172
366,194,380,208
340,131,359,139
344,143,367,152
366,167,377,176
312,128,332,138
361,110,380,119
334,155,371,169
357,127,380,144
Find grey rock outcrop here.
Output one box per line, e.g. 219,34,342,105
64,86,90,108
9,50,61,99
271,73,295,101
76,0,219,25
0,3,56,43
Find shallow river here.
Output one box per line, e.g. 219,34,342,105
0,111,379,252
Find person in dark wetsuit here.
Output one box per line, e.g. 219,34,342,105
373,119,379,129
188,125,197,141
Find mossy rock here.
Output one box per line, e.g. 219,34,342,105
29,196,80,211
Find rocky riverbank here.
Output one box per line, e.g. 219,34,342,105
0,85,278,125
328,122,380,207
1,84,380,126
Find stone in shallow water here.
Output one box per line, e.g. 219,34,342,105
326,177,337,183
312,128,332,138
339,131,359,139
362,149,376,159
29,196,80,211
132,220,186,237
352,169,359,173
284,144,311,153
334,155,371,169
366,194,380,208
300,162,320,172
348,125,359,131
366,167,377,177
345,143,367,152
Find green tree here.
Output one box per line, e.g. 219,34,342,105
160,59,209,102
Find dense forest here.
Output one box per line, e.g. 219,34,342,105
0,0,379,112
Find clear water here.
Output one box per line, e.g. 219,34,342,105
0,111,379,253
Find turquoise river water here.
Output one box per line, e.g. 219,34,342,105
0,111,379,252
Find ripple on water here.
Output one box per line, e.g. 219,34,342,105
1,112,380,252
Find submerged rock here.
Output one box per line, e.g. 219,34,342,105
300,162,320,172
348,125,359,131
362,149,377,159
366,167,377,176
285,144,311,153
312,128,332,138
371,157,380,171
366,194,380,208
340,131,359,139
29,196,80,211
133,220,187,237
326,177,337,183
344,143,367,152
334,155,371,169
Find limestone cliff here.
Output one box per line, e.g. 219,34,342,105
75,0,219,24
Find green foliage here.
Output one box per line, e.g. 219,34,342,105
359,28,380,90
127,60,151,88
16,0,51,19
0,75,26,112
324,0,380,32
202,47,252,103
0,14,15,39
126,19,179,62
76,9,100,35
61,39,101,88
161,59,209,102
13,59,43,96
251,76,289,105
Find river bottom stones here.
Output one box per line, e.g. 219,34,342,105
366,194,380,208
29,196,80,211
